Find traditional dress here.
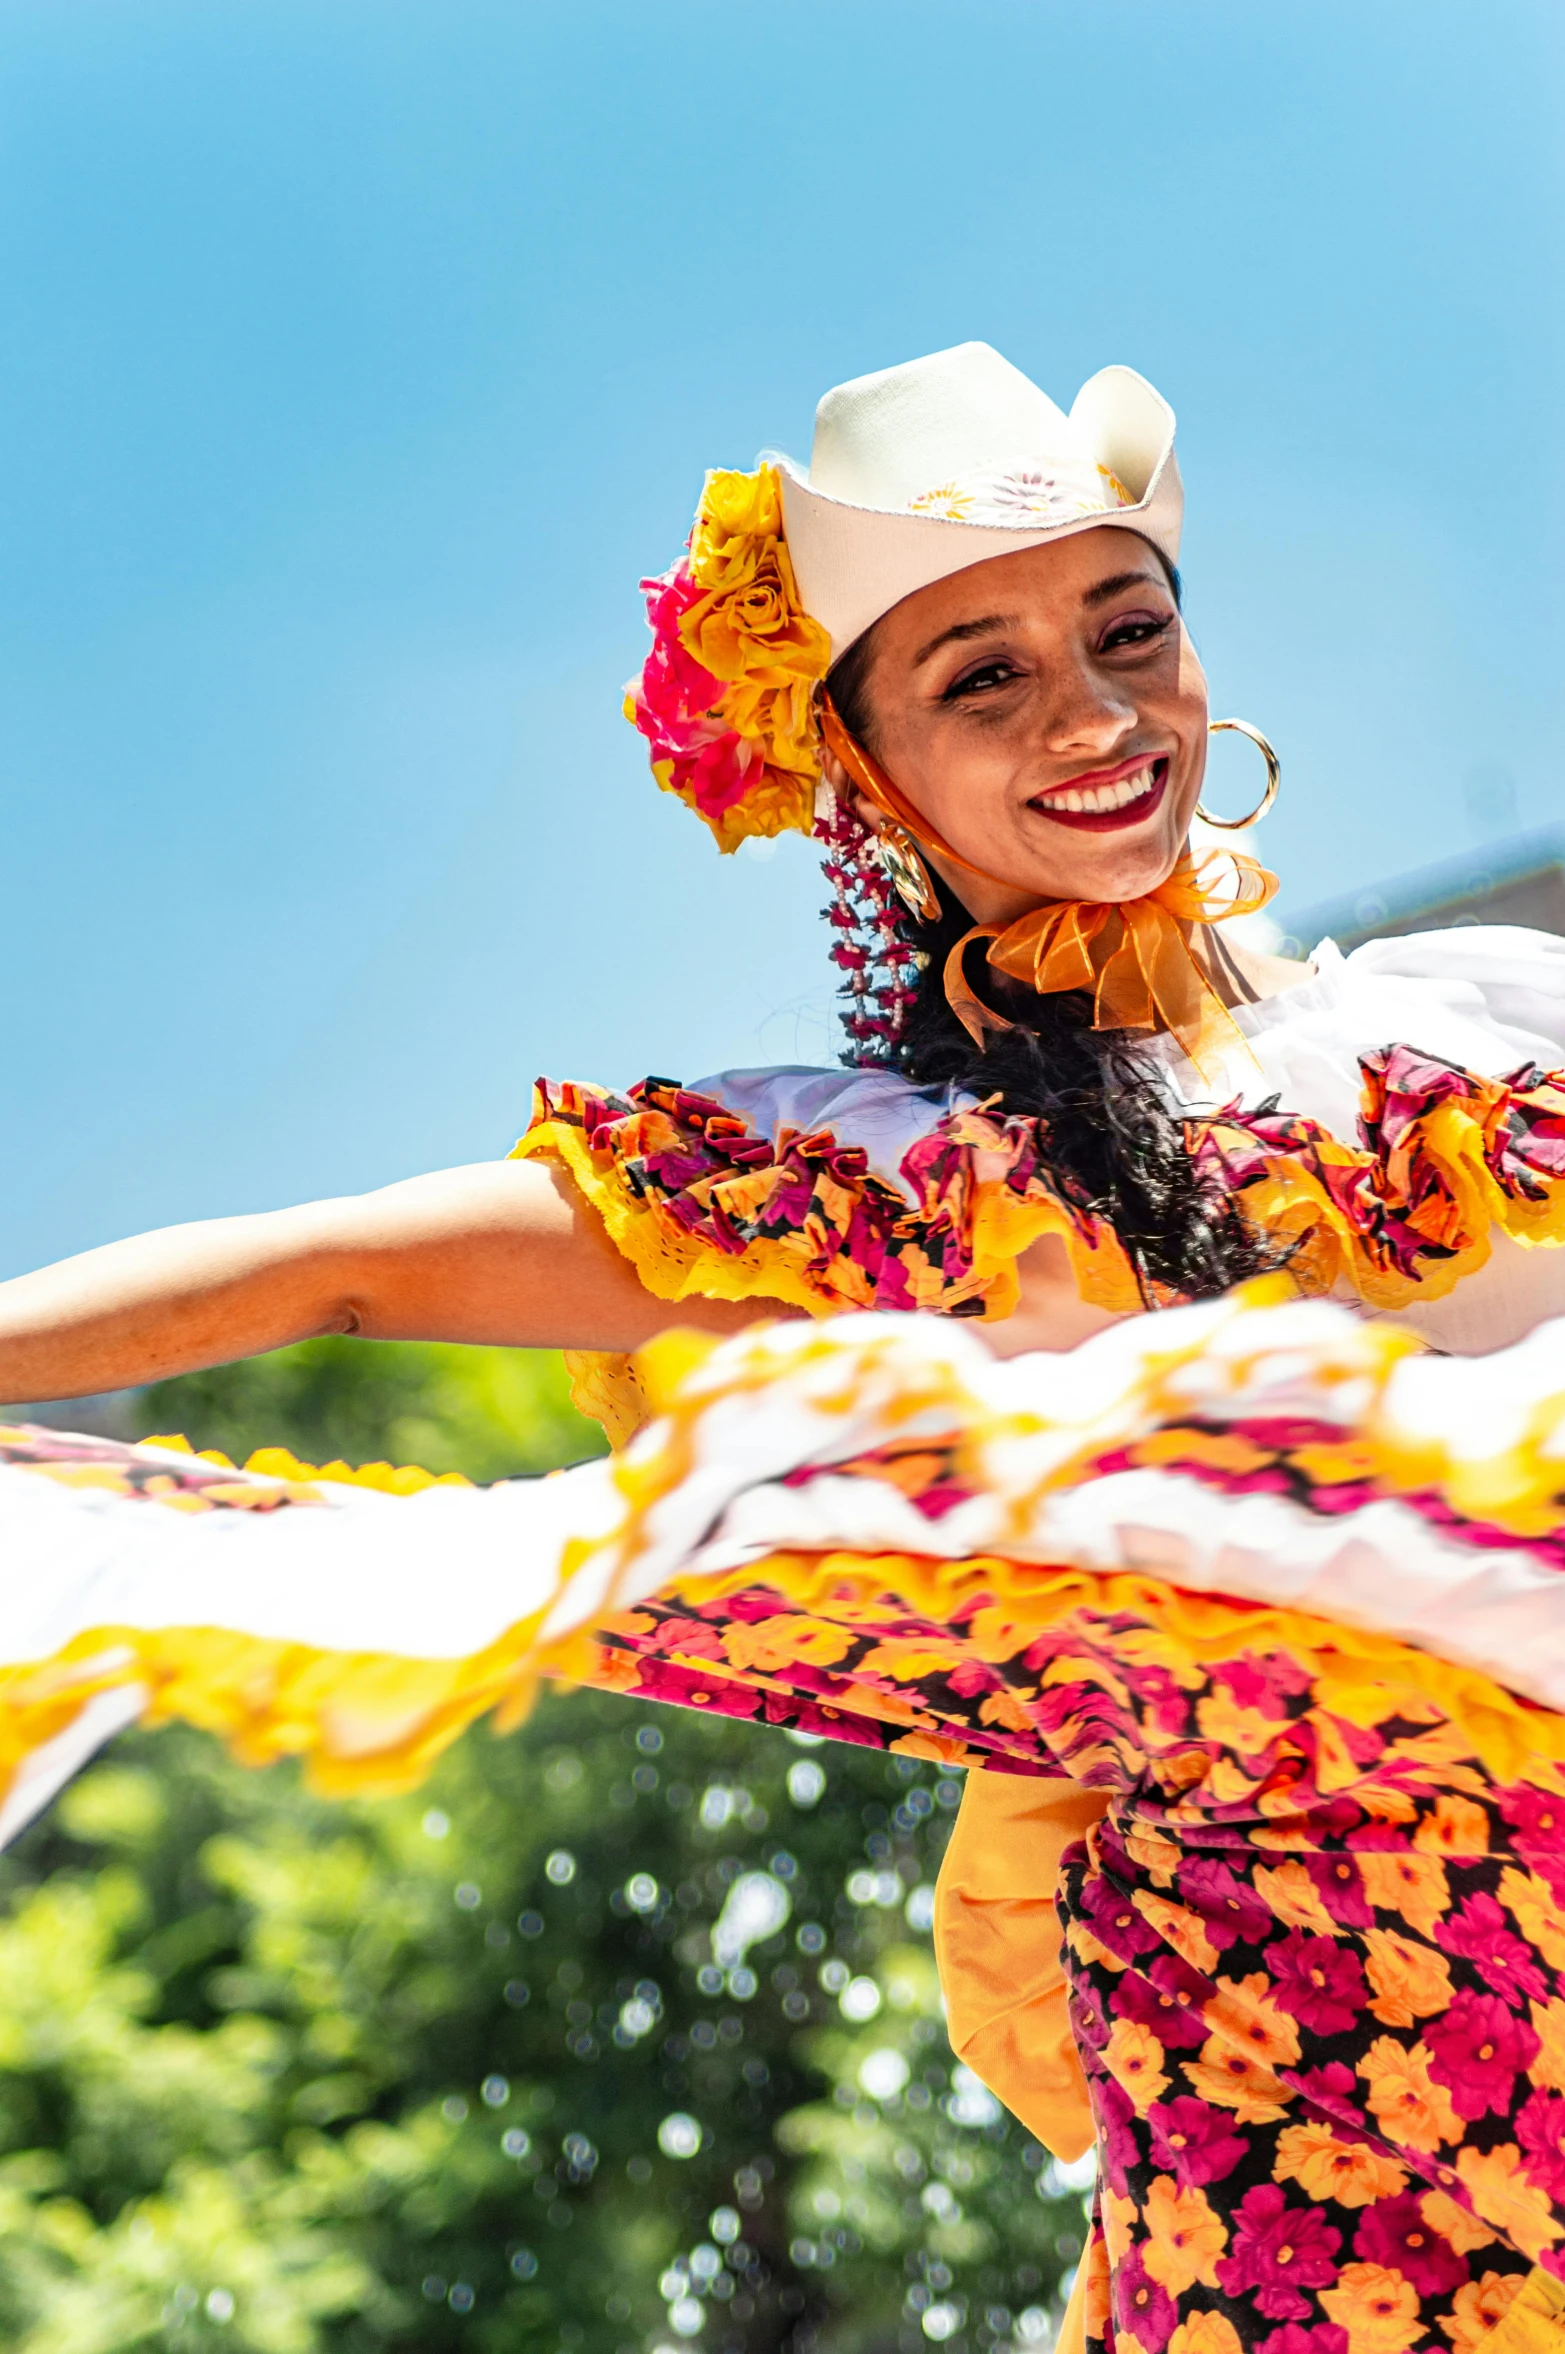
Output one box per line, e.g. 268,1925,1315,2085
8,927,1565,2354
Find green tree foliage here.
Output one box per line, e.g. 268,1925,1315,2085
133,1337,604,1484
0,1342,1090,2353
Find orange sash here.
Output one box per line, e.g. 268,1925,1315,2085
820,696,1276,1084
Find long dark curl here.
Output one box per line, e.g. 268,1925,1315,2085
824,613,1276,1305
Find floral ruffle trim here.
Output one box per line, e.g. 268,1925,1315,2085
518,1048,1565,1378
510,1077,1142,1326
1195,1045,1565,1309
555,1544,1565,1795
14,1290,1565,1804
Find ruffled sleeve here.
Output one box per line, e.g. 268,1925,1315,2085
511,1069,1145,1323
511,1068,1146,1442
1192,1042,1565,1312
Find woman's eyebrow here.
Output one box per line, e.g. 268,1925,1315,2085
1082,569,1162,608
911,614,1015,669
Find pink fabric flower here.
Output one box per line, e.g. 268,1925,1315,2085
1211,1651,1311,1711
1289,2062,1364,2137
1517,2086,1565,2200
1437,1893,1550,2007
1256,2328,1350,2354
1425,1986,1539,2120
1145,2095,1248,2187
1216,2185,1343,2320
1179,1856,1275,1948
1114,2244,1177,2352
1353,2192,1468,2295
1092,2076,1142,2198
1266,1930,1369,2036
1114,1963,1210,2051
1303,1854,1374,1928
1078,1870,1164,1962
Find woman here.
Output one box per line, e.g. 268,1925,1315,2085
7,340,1565,2354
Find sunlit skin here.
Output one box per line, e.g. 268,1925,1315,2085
823,525,1300,1005
0,530,1306,1400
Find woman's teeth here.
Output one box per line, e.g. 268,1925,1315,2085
1045,763,1158,814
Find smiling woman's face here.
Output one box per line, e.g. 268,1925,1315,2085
829,527,1209,925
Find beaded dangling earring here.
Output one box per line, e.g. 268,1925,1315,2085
815,784,925,1060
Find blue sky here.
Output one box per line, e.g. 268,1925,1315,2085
1,0,1560,1272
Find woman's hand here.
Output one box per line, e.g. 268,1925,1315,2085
0,1160,798,1403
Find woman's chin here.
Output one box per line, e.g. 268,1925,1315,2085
1026,826,1185,908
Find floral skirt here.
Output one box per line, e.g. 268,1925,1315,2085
1056,1749,1565,2354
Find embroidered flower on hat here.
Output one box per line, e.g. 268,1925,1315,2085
906,457,1132,525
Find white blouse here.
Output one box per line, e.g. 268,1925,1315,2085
693,926,1565,1358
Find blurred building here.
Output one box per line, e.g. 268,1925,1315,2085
1277,829,1565,957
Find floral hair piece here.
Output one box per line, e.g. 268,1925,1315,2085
626,466,831,853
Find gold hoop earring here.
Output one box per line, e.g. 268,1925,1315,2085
1198,718,1281,830
876,823,942,923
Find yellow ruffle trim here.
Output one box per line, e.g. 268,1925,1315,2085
550,1543,1565,1791
142,1433,472,1497
19,1293,1565,1807
11,1531,1565,1817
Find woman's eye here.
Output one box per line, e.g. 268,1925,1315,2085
942,659,1019,700
1099,611,1174,653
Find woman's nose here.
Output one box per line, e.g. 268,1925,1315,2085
1038,672,1138,755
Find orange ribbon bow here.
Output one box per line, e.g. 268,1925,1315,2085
819,695,1277,1084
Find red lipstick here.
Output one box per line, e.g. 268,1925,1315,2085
1028,755,1169,834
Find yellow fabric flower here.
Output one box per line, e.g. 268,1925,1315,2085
687,465,784,581
1531,1996,1565,2094
1455,2144,1565,2260
1101,2185,1139,2265
1273,2120,1408,2207
720,1616,856,1673
1124,1824,1183,1885
1319,2261,1425,2354
1141,2176,1227,2296
1437,2271,1525,2354
1363,1926,1456,2027
1082,2222,1113,2341
1181,2039,1291,2123
682,472,829,699
1134,1891,1221,1975
1418,2189,1496,2257
1498,1866,1565,1972
1169,2315,1244,2354
1254,1858,1339,1934
1201,1970,1302,2069
1195,1688,1284,1754
1103,2018,1169,2114
1358,1849,1451,1940
1357,2037,1462,2153
1413,1792,1491,1859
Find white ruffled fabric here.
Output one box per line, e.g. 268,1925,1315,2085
696,926,1565,1355
6,1295,1565,1838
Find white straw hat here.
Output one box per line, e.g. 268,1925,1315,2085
771,341,1181,660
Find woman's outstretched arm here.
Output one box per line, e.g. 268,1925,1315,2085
0,1159,793,1403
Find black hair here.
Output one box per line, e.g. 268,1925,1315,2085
824,565,1276,1304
